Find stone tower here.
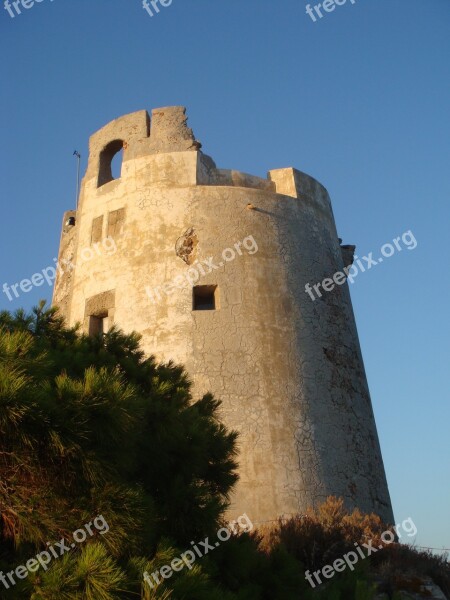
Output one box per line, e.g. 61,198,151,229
53,106,394,525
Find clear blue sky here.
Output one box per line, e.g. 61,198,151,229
1,0,449,551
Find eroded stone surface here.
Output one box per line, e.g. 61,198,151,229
175,227,198,265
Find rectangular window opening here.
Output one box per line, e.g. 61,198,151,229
107,207,125,239
193,285,218,311
89,314,108,336
91,215,104,244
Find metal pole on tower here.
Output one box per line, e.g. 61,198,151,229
73,151,81,209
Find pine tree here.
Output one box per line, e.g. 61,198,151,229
0,303,239,599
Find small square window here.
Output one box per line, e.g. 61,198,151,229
193,285,218,311
89,314,108,336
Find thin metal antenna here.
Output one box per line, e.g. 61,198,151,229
73,151,81,209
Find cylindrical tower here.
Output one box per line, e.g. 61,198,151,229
53,106,394,524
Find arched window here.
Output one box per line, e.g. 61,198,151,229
111,147,123,180
97,139,124,187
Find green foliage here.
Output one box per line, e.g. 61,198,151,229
29,544,126,600
314,565,376,600
0,303,239,599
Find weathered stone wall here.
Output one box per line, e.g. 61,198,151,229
53,107,394,525
53,210,77,321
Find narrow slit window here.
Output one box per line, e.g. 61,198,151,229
193,285,218,311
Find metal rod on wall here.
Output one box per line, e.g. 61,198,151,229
73,150,81,209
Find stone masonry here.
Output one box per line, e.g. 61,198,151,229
53,106,394,525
